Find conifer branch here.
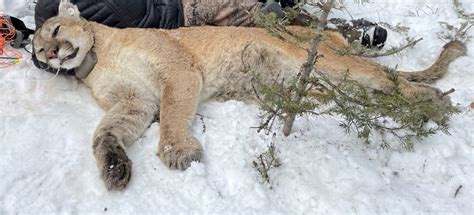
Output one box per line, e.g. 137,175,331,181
283,0,336,136
251,1,460,149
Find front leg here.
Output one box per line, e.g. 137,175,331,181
158,71,203,170
93,95,157,190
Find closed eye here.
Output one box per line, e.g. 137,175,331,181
52,25,60,38
37,48,44,53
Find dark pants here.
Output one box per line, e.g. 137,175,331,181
182,0,385,48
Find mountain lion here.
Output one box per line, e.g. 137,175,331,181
32,2,466,190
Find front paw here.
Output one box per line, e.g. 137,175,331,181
94,136,132,190
158,137,202,170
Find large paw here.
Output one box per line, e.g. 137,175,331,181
94,135,132,191
158,137,202,170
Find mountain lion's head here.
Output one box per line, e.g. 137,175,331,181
33,2,94,70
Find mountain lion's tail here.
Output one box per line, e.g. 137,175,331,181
399,41,467,84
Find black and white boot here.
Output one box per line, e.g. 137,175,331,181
328,18,388,49
359,23,388,49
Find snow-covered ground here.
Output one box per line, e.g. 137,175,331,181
0,0,473,214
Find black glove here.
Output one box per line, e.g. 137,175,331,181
258,0,296,8
280,0,296,8
261,2,285,19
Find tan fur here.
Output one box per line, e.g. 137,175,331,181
33,5,466,190
399,41,467,83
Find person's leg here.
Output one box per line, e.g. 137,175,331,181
182,0,387,48
182,0,264,26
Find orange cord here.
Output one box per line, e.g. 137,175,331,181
0,15,22,68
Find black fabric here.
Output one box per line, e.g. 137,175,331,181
35,0,184,29
279,0,296,8
350,19,387,49
9,16,35,40
258,0,296,8
372,26,387,49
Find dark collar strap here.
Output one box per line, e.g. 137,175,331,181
74,50,97,79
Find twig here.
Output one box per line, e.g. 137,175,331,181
442,88,456,96
362,38,423,58
199,115,206,133
195,113,213,119
454,185,463,198
329,38,424,58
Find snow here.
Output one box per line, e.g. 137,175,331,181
0,0,473,214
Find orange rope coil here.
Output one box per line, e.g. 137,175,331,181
0,15,22,68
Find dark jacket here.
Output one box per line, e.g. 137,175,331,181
35,0,184,29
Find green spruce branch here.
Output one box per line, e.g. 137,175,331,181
250,2,460,149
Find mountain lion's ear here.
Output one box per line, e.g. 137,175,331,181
58,0,81,19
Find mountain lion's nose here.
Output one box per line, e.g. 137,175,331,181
47,49,57,59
